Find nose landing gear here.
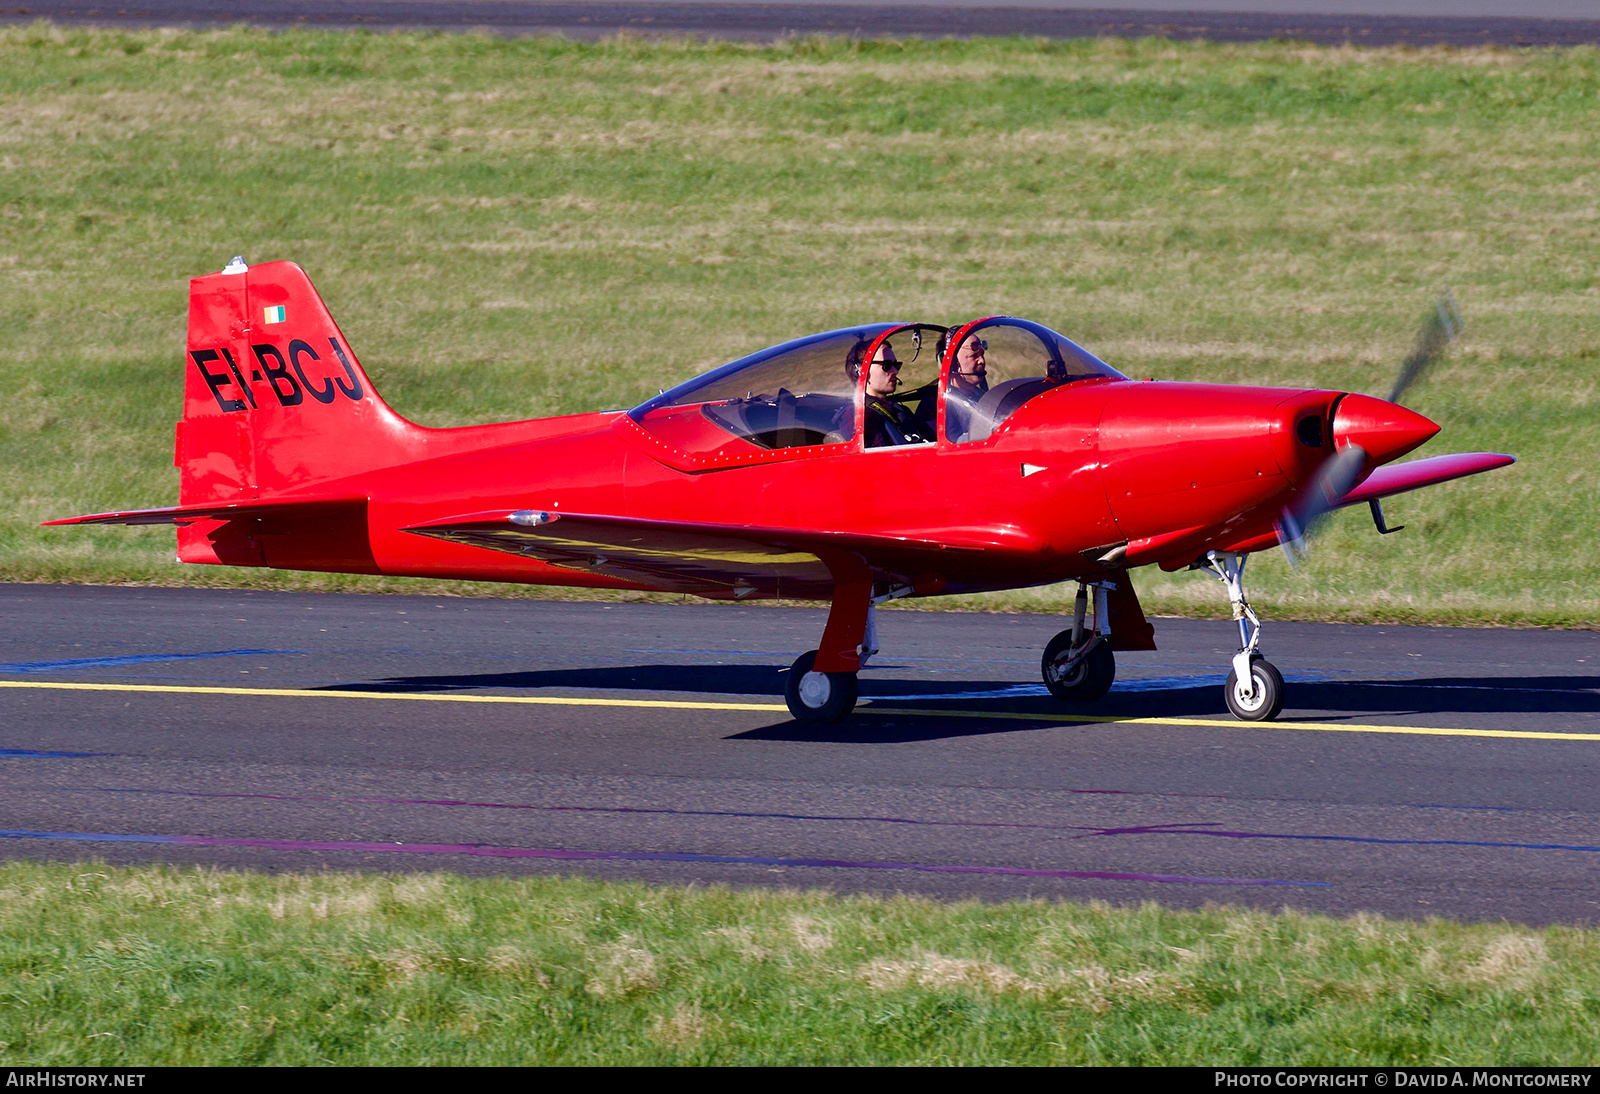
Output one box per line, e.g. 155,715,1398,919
1199,551,1285,722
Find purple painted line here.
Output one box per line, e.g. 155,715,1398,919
0,828,1324,887
1155,827,1600,854
172,835,1319,885
2,749,106,758
1409,803,1523,812
70,789,1580,854
1018,821,1600,855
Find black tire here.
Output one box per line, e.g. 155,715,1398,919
1041,632,1116,702
784,650,859,723
1224,657,1285,722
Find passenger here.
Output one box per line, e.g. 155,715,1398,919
862,345,930,449
943,333,989,442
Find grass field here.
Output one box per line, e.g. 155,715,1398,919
0,860,1597,1065
1,28,1598,624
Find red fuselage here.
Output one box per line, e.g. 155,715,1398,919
266,376,1422,597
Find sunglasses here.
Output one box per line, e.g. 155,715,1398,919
871,359,902,370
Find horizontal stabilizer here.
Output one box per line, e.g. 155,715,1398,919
404,510,982,598
44,497,365,527
1337,452,1515,508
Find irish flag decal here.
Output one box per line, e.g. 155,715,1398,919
263,305,286,324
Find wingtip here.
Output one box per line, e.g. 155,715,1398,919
41,513,116,527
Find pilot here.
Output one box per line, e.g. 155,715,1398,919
943,333,989,442
860,344,930,449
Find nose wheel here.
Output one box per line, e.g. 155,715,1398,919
1224,654,1284,721
785,650,859,723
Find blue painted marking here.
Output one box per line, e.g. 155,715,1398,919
0,649,304,673
0,749,105,758
1114,674,1224,692
1115,672,1330,693
872,673,1331,701
877,683,1053,701
0,829,176,844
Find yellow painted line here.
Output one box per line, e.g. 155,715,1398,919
1,678,1596,743
0,679,786,713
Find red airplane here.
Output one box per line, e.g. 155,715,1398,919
50,259,1514,723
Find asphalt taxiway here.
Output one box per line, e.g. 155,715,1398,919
3,583,1599,923
4,0,1599,46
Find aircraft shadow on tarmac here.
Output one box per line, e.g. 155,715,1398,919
320,666,1600,740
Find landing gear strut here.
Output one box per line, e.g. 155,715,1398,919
1041,580,1117,702
784,578,912,723
1198,551,1285,721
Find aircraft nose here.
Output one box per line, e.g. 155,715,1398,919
1331,393,1439,465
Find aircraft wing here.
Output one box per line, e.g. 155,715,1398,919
404,510,990,599
1338,452,1515,508
43,497,366,526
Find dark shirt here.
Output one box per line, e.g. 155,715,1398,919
864,395,931,448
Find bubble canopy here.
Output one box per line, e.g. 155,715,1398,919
627,319,1125,456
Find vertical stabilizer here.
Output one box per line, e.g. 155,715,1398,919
179,259,419,505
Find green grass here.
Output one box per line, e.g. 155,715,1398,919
2,28,1598,624
0,861,1596,1065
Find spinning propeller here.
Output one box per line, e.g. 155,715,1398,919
1276,289,1463,566
1388,288,1464,405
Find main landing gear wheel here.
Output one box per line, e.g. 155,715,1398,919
1224,656,1284,722
784,650,859,723
1041,632,1116,702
